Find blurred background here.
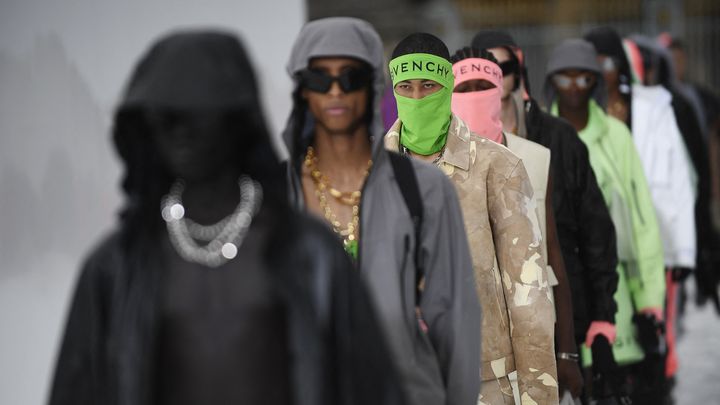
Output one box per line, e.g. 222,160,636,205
1,0,718,403
310,0,720,102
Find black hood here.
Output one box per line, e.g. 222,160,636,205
471,30,517,50
584,27,633,94
112,30,282,230
118,31,260,111
584,27,634,126
629,34,679,91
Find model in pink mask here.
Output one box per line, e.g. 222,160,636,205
450,46,571,404
451,53,504,144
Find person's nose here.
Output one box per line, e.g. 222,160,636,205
412,85,423,99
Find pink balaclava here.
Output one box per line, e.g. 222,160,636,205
451,57,504,144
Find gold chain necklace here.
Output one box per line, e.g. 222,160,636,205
304,146,372,258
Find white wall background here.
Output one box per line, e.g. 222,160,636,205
0,1,305,403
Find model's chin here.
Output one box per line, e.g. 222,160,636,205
319,116,363,135
559,97,588,110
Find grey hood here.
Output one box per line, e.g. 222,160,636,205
543,38,607,110
282,17,386,165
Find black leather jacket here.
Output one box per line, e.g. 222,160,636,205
525,98,619,342
48,212,407,405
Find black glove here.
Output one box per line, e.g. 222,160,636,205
591,335,617,374
590,336,631,403
633,312,666,356
694,266,720,314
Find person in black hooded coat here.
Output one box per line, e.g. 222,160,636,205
47,30,406,405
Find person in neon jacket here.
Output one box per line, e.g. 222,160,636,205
543,38,666,401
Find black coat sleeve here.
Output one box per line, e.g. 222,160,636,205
269,215,407,405
565,127,619,323
330,243,409,405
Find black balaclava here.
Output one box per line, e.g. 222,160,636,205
584,26,634,126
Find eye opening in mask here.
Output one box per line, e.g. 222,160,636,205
298,67,372,94
453,79,497,93
552,72,596,90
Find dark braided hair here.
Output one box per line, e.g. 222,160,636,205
450,47,499,65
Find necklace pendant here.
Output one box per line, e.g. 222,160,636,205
221,242,238,259
169,203,185,220
344,239,359,259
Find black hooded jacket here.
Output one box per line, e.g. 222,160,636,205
524,98,619,340
48,31,405,405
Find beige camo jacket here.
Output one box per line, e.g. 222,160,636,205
386,116,558,404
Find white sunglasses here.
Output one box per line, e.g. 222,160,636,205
552,73,596,90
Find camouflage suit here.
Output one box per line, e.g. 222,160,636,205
386,115,559,404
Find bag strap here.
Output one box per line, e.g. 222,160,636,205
388,152,425,306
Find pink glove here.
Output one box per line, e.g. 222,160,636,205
585,321,617,347
639,307,664,322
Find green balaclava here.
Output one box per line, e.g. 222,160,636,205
389,53,455,155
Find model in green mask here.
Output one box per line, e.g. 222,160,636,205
389,53,455,155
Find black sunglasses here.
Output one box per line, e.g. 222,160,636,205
298,67,372,93
498,59,519,76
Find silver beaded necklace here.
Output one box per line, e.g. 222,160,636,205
160,175,263,268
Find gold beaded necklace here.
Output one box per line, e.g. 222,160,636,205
304,146,372,258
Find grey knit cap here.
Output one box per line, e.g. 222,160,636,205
543,38,607,109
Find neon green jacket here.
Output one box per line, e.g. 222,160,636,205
554,100,665,365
